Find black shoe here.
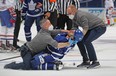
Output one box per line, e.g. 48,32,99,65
77,61,90,67
87,61,100,69
4,62,16,69
17,39,19,42
55,61,64,70
16,45,20,49
13,45,20,49
4,62,24,70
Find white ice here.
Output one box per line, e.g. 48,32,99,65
0,22,116,76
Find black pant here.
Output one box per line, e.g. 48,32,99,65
13,9,21,47
57,14,72,30
20,44,33,70
77,26,106,62
47,10,57,29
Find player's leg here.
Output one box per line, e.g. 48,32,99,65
0,10,9,50
39,61,63,70
35,16,43,32
0,24,6,50
31,53,63,70
3,10,15,51
31,53,54,70
0,26,7,50
6,27,15,51
24,16,34,41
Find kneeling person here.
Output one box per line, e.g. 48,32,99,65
4,19,70,70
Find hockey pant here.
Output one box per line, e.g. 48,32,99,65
24,16,42,41
31,46,74,70
31,52,61,70
0,10,14,45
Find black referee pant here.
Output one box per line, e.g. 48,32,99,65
13,9,21,48
56,14,72,30
48,10,57,29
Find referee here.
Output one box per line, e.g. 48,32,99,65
43,0,58,29
56,0,80,30
13,0,23,49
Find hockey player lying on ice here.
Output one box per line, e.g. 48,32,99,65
4,19,83,70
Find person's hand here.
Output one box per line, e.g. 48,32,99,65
36,2,43,8
21,12,26,20
22,15,26,20
45,12,51,18
67,30,75,38
19,0,24,3
61,30,70,33
68,38,78,46
8,7,16,15
10,14,16,24
57,13,60,18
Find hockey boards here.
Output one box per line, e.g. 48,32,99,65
0,55,21,62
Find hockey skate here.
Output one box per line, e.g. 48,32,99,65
55,61,64,70
0,43,9,53
6,41,18,52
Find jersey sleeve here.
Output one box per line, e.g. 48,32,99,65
22,0,28,16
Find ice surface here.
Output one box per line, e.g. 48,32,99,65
0,22,116,76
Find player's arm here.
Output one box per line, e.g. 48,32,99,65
21,0,28,20
57,42,70,48
47,36,70,49
50,29,69,38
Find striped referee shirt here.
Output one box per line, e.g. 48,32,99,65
57,0,80,14
43,0,57,12
72,0,80,9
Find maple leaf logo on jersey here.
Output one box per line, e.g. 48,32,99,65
28,0,36,10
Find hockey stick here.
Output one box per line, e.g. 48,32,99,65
0,55,21,61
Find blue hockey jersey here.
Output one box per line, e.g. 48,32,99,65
22,0,44,17
47,29,83,59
